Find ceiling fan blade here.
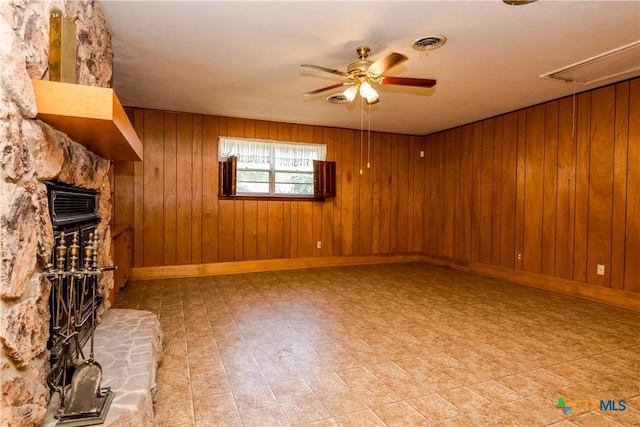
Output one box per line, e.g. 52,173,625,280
300,64,348,77
304,82,347,96
380,76,437,88
367,52,408,76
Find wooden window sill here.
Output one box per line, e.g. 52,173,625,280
218,195,329,202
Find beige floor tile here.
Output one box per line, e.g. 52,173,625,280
372,401,428,426
555,382,603,402
233,384,278,412
278,395,332,425
394,356,437,373
367,361,411,382
334,409,386,427
305,418,340,427
569,357,617,378
193,392,237,420
270,378,315,403
571,411,625,426
421,352,464,370
407,393,462,422
193,405,242,427
626,395,640,410
596,375,640,399
261,363,303,385
604,405,640,427
154,400,194,426
429,414,482,427
154,372,192,406
226,366,267,391
238,404,290,427
468,379,522,404
188,358,226,377
520,368,573,389
443,365,493,385
439,386,494,413
194,410,242,426
496,374,549,397
190,371,231,396
317,389,367,417
350,381,403,407
447,348,485,365
547,421,579,427
467,403,533,427
304,372,350,395
514,396,567,425
336,367,379,389
546,362,604,384
386,377,434,400
413,369,462,392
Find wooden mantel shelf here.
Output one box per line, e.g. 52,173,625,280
31,79,143,161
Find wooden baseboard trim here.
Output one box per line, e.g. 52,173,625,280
420,255,640,312
130,255,422,281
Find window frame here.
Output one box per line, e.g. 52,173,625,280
218,137,334,201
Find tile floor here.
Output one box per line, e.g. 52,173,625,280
114,263,640,426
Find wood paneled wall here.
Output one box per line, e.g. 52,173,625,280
113,114,427,268
422,78,639,293
113,78,639,294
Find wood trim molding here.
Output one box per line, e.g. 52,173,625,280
420,255,640,312
131,254,422,281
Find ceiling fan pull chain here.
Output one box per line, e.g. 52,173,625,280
360,97,364,175
367,102,371,169
571,82,577,139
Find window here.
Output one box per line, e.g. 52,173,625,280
218,137,335,199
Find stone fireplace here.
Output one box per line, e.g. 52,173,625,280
1,1,115,425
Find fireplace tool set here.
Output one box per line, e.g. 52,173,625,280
44,231,115,426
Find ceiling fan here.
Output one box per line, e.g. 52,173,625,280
301,46,436,104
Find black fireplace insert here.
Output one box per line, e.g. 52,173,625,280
44,181,102,391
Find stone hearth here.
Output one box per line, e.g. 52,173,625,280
42,309,163,426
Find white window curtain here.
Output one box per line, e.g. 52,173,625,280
218,137,326,167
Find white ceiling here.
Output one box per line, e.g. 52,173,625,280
99,1,640,136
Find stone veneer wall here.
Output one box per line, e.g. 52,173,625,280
0,1,114,425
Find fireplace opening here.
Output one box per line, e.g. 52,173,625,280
45,181,101,389
44,181,114,423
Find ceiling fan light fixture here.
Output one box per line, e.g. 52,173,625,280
359,82,378,103
365,91,379,103
302,45,437,104
343,85,358,102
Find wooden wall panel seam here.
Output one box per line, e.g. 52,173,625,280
610,83,628,290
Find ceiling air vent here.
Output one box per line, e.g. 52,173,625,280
503,0,538,5
540,41,640,86
411,35,447,52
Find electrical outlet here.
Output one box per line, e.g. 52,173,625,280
517,253,522,261
420,150,425,158
597,264,605,276
317,241,322,249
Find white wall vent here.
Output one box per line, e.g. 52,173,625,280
540,41,640,86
